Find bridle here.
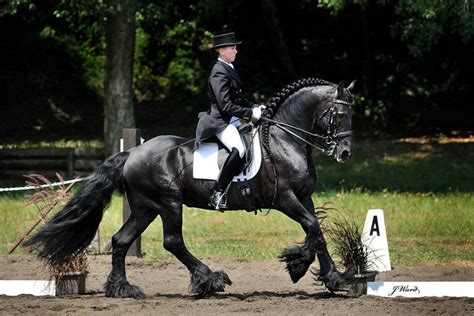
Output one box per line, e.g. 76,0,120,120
261,93,354,157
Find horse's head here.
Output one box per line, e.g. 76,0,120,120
261,78,355,162
316,81,355,162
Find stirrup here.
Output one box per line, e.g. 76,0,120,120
209,191,228,210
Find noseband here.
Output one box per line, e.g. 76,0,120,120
261,95,353,156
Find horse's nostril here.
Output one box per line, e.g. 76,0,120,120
340,150,350,161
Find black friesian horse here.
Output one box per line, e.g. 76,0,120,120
25,78,356,298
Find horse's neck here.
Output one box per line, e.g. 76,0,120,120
273,89,317,131
269,86,331,154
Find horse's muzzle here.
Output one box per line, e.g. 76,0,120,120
335,138,353,163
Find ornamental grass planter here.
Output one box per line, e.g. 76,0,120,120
348,271,378,297
319,207,381,297
22,174,89,296
56,271,87,296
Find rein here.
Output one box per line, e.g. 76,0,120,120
261,97,353,156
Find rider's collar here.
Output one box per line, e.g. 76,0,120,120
218,58,234,69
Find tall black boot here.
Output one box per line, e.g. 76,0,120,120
209,148,244,209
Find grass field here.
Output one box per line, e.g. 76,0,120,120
1,137,473,266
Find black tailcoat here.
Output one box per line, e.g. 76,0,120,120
194,60,254,149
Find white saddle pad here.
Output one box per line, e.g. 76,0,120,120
193,130,262,181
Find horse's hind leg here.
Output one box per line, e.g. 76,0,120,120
160,200,232,298
104,195,158,298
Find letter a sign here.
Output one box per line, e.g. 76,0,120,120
362,209,391,272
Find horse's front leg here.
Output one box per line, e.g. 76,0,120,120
278,193,354,291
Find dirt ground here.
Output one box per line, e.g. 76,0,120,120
0,254,473,315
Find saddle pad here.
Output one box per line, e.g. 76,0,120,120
193,131,262,181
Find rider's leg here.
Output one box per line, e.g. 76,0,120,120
214,148,243,190
216,122,245,158
209,124,245,209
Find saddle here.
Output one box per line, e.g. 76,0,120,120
192,124,262,182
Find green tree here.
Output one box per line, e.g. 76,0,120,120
317,0,474,131
103,0,136,155
318,0,474,58
134,2,212,100
3,0,136,154
394,0,474,57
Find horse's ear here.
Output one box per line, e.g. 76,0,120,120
337,81,345,97
347,80,356,92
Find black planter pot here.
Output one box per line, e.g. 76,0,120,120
56,271,87,296
348,271,378,297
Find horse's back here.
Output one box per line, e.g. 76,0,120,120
123,135,193,194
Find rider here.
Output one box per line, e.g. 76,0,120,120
194,32,264,210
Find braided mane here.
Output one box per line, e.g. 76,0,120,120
264,78,334,115
261,78,335,150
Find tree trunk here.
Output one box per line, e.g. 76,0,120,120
258,0,298,80
103,0,136,156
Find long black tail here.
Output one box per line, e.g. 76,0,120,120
24,151,130,265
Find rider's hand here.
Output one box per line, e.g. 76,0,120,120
258,104,266,111
251,107,262,122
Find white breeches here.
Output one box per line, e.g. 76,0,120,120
216,116,245,158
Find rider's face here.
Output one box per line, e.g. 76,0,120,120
217,45,237,63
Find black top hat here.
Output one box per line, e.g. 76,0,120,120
212,32,242,49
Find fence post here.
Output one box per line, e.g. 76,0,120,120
122,128,142,257
67,151,74,179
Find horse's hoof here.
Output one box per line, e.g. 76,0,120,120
279,245,313,283
315,266,354,293
341,264,357,282
190,270,232,298
324,275,347,293
104,278,145,299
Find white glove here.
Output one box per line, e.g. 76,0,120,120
258,104,266,111
251,107,262,122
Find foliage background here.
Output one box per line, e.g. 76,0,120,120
1,0,473,143
1,1,472,266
